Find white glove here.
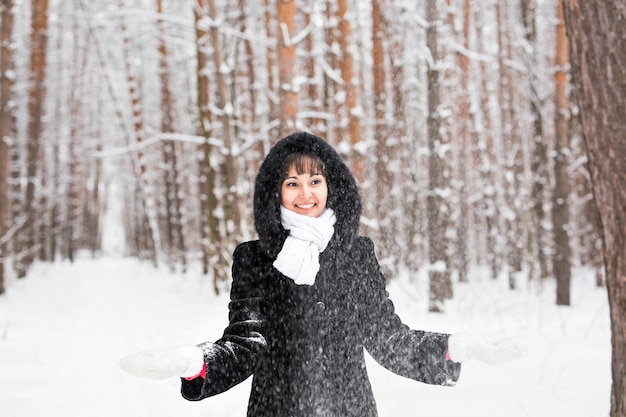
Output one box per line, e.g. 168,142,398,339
447,333,532,365
119,345,205,380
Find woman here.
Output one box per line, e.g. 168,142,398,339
121,132,529,416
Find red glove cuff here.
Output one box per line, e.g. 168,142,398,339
183,362,206,380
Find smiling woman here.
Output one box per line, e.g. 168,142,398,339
120,132,530,417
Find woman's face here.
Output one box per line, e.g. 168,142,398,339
280,163,328,218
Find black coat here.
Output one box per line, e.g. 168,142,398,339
181,132,461,416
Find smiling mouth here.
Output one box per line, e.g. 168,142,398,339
296,203,315,210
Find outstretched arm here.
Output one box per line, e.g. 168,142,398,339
357,237,461,386
181,242,269,400
119,242,269,400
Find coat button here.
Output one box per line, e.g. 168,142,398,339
314,347,324,365
315,301,325,311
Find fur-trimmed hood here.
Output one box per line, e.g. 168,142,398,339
253,132,362,259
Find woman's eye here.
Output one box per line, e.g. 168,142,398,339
286,182,298,187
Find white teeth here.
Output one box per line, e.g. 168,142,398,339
298,203,314,209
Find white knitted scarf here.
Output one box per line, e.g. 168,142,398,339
273,206,337,285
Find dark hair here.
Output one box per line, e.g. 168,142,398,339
280,152,326,182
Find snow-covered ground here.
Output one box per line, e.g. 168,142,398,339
0,254,610,417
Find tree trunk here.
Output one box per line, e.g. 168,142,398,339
276,0,297,136
553,0,571,306
263,0,278,142
381,3,413,270
64,116,80,263
324,1,338,145
521,0,550,282
426,0,452,312
473,5,500,281
562,1,626,415
496,1,523,289
21,0,50,276
0,0,16,293
371,0,394,279
157,0,187,271
119,11,158,264
336,0,364,182
206,0,241,245
303,4,321,135
194,0,222,291
453,0,472,283
88,142,103,256
204,0,241,290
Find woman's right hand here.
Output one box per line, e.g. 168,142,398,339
119,345,205,380
447,333,532,365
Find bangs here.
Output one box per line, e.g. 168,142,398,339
282,152,326,177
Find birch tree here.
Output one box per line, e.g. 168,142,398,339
119,5,158,263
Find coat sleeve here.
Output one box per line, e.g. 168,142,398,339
181,242,268,400
358,237,461,387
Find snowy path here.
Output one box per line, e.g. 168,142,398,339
0,256,612,417
0,257,241,417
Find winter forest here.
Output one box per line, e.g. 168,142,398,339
1,0,626,416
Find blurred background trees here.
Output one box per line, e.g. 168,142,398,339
0,0,603,309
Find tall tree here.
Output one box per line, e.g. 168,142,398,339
473,3,501,281
323,0,338,143
157,0,174,261
336,0,364,182
496,1,523,289
521,0,550,282
563,1,626,415
194,0,223,291
63,3,85,263
303,2,322,135
276,0,297,136
119,5,158,263
381,1,415,271
157,0,187,271
426,0,452,312
263,0,278,140
207,0,242,245
449,0,472,283
0,0,16,293
20,0,49,276
236,0,258,136
371,0,395,278
553,0,571,306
